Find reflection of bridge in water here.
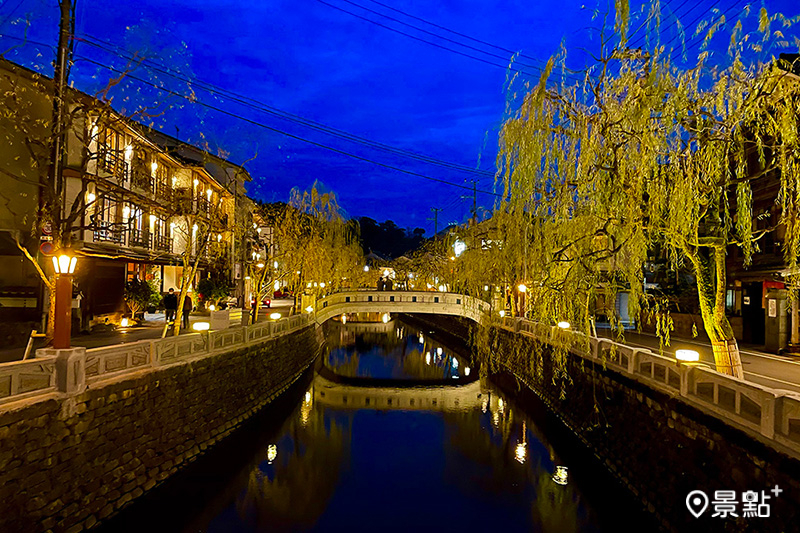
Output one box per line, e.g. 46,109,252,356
312,373,485,412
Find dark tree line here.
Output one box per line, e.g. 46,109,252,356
357,217,425,259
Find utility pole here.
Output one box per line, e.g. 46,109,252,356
51,0,73,246
428,207,442,239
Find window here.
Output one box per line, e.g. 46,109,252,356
434,297,439,303
368,296,373,302
345,296,350,303
412,296,417,302
390,296,395,302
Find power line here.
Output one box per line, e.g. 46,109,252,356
362,0,553,65
313,0,582,83
64,52,505,197
74,32,497,179
333,0,549,72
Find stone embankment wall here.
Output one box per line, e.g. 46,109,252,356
0,325,322,533
417,314,800,533
490,327,800,533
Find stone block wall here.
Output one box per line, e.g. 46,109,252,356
0,325,322,533
490,326,800,533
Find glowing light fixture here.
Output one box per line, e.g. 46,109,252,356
437,347,443,356
120,318,129,327
305,306,314,313
87,192,96,203
518,284,527,293
193,178,199,188
557,321,570,329
341,314,347,324
192,322,210,331
363,265,369,272
484,285,489,291
206,189,212,200
676,349,700,363
382,313,390,323
499,310,506,318
256,263,265,269
553,466,569,486
267,444,277,464
269,312,281,320
273,261,278,269
208,304,215,311
465,367,471,376
454,239,466,257
217,233,222,242
52,254,77,275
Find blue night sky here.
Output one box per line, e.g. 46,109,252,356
0,0,798,232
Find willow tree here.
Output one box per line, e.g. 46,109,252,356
492,5,800,377
250,184,363,321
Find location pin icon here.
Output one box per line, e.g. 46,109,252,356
686,490,709,518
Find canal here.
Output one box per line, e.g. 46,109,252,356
99,316,657,532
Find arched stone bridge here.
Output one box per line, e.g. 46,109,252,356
314,290,491,325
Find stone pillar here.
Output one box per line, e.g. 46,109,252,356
36,347,87,394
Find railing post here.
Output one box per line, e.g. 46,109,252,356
761,394,777,439
679,363,696,398
36,347,87,394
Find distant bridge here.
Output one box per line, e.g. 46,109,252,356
314,291,491,325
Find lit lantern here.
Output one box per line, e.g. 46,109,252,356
557,321,570,329
676,349,700,363
192,322,210,331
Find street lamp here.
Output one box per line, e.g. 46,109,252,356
676,349,700,363
51,252,77,349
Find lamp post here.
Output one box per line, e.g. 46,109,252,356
51,252,77,349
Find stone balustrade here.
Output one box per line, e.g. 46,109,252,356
499,316,800,461
0,357,57,405
0,313,314,407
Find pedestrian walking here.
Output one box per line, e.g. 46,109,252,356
164,288,178,324
182,294,192,329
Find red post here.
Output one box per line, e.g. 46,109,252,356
53,274,72,349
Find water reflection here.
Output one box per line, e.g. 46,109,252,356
194,319,639,532
324,319,469,381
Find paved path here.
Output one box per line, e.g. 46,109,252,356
0,299,296,364
598,328,800,395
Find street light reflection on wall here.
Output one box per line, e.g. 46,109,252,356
52,252,78,349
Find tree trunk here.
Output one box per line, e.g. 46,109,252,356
691,248,744,379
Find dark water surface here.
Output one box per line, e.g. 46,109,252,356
100,317,656,533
